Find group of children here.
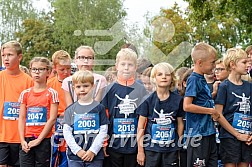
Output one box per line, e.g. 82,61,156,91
1,40,252,167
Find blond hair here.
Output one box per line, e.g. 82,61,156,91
75,46,95,59
191,42,217,63
115,48,137,65
150,62,176,91
52,50,71,66
72,70,94,85
245,45,252,55
223,48,248,71
1,40,22,55
215,58,224,65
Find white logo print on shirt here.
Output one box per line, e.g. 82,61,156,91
153,108,174,125
232,92,250,115
115,94,138,118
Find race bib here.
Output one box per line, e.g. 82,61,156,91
55,116,64,134
26,107,47,126
73,113,99,134
113,118,137,138
151,124,175,144
3,102,20,120
232,112,252,134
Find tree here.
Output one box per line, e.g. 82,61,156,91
184,0,252,52
51,0,127,71
15,18,61,67
144,3,193,68
0,0,37,43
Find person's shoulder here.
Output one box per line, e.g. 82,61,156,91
170,91,183,99
93,72,106,79
62,75,73,83
47,76,57,84
20,87,32,95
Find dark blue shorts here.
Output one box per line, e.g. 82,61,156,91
220,138,252,164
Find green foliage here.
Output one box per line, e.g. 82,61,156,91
144,3,192,68
51,0,126,71
0,0,37,43
185,0,252,52
15,18,61,67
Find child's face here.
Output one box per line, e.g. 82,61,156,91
233,58,250,75
1,47,22,70
75,49,94,71
200,54,216,75
215,63,229,81
116,58,136,80
55,60,71,81
155,69,172,88
30,62,50,83
74,82,93,101
141,75,153,93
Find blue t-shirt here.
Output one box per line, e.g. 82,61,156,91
137,91,184,153
101,81,148,154
184,72,215,137
63,101,109,161
215,79,252,138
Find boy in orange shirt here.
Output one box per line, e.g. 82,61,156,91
0,41,33,167
47,50,72,167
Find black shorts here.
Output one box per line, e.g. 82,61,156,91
145,150,179,167
19,137,51,167
0,142,20,166
220,138,252,164
106,149,139,167
187,134,217,167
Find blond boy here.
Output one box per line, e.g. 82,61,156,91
101,48,148,167
0,41,33,166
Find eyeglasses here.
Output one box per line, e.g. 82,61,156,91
215,68,225,72
30,68,48,73
76,56,94,61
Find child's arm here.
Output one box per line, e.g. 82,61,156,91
63,124,86,158
18,103,30,153
212,81,221,98
137,115,146,166
83,124,108,162
177,117,184,138
94,88,104,102
214,104,250,142
64,90,73,107
28,103,58,148
183,96,217,115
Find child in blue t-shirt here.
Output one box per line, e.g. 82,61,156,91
63,70,109,167
101,48,148,167
184,43,249,167
137,62,184,167
215,48,252,166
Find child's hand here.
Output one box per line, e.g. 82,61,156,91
103,146,109,157
21,140,30,153
83,150,95,162
236,133,250,142
137,152,145,166
246,135,252,145
27,138,42,148
76,149,86,159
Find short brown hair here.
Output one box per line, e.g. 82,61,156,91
245,45,252,54
191,42,217,63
